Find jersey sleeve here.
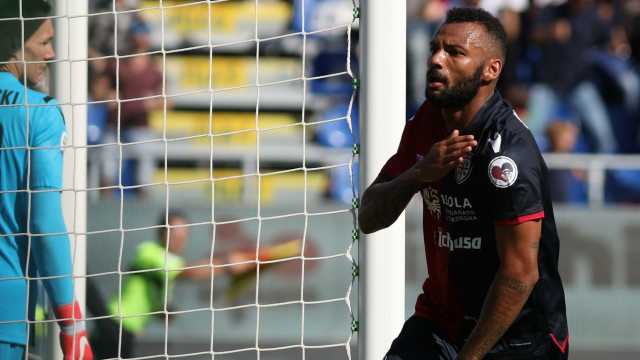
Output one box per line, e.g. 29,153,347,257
487,130,545,225
27,97,74,308
380,117,417,179
29,98,65,190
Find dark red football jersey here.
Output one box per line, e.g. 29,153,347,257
381,92,569,352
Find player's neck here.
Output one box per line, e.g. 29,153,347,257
441,88,495,133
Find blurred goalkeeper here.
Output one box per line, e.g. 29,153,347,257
0,1,93,359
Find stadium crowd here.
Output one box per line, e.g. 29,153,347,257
408,0,640,203
84,0,640,205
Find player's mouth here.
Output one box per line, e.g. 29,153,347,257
427,71,447,89
428,81,445,89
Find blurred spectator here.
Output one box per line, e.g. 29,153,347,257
481,0,529,14
87,72,115,193
87,210,257,358
407,0,448,113
527,0,618,153
102,18,166,194
496,6,531,116
546,121,590,203
87,210,297,358
89,0,140,58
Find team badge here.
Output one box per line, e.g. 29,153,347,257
488,156,518,188
455,157,473,184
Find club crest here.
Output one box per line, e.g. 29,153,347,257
455,157,473,184
488,156,518,188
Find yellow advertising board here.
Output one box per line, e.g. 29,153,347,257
152,167,328,204
140,0,292,47
149,111,300,145
163,55,302,93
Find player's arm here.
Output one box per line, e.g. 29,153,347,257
358,130,476,234
181,239,302,279
29,102,93,359
458,220,541,360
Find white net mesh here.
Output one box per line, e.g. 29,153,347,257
12,0,361,359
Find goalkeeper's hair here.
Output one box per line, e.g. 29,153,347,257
157,209,189,239
443,7,507,61
0,0,52,62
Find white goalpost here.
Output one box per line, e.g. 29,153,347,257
52,0,89,359
359,0,406,359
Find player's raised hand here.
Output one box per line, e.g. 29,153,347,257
414,129,477,183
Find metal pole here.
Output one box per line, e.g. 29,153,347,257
53,0,88,359
359,1,407,359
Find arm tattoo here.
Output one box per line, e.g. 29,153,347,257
497,274,530,294
458,274,535,360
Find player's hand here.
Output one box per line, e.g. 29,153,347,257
55,302,94,360
414,129,477,183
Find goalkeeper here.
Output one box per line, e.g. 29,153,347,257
88,210,299,358
0,1,93,359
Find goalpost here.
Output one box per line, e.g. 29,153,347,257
34,0,406,359
359,0,406,359
52,1,88,359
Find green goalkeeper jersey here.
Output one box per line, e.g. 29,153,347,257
108,241,185,334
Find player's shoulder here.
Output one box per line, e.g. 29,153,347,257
480,109,542,185
26,90,65,127
26,88,59,106
487,108,538,153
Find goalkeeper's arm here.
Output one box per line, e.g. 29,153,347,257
28,102,93,359
30,190,93,360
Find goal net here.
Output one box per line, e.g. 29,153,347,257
21,0,361,359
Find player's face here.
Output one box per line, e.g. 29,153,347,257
426,22,488,108
21,19,55,88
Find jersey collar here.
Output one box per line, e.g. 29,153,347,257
462,91,503,138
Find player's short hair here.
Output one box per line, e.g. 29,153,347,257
443,7,507,61
157,209,189,239
0,0,52,62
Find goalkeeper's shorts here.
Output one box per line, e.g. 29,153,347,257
384,315,569,360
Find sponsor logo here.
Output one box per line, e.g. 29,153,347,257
437,231,482,251
440,194,473,209
422,187,441,219
455,157,473,184
421,187,477,222
488,156,518,188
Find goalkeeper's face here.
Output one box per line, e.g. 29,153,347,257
20,19,55,89
426,22,491,108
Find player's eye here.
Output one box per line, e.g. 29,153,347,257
447,47,463,56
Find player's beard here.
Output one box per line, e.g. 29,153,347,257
28,66,50,93
426,66,483,109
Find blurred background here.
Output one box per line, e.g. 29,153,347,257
81,0,359,359
56,0,640,359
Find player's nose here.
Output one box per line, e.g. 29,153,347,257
44,44,55,61
429,48,445,70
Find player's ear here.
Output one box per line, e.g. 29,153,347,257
483,58,502,82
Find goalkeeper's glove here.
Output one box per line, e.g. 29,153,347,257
54,302,94,360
